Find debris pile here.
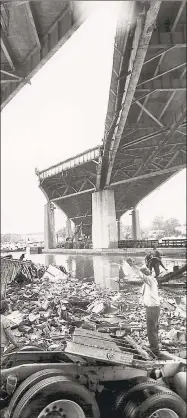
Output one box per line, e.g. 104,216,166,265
4,263,186,356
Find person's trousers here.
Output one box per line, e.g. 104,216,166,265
150,261,160,277
146,306,160,355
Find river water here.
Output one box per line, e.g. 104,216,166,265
3,251,185,290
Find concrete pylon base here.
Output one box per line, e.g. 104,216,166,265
117,218,121,241
132,208,140,240
92,189,118,249
66,218,73,239
44,203,56,249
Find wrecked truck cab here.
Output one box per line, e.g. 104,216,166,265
0,328,186,418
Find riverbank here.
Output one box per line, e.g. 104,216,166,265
43,247,186,257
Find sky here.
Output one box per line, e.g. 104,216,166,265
1,2,186,234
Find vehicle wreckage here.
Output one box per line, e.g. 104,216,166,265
1,258,186,418
1,327,186,418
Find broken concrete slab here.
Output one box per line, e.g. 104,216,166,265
7,311,23,328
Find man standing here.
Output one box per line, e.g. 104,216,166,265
139,266,160,357
145,251,153,268
153,246,167,271
148,256,167,278
153,245,162,259
0,300,19,356
145,248,167,278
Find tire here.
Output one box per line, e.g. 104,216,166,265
7,369,61,418
127,391,187,418
1,347,17,368
123,377,157,392
115,381,176,418
12,376,100,418
18,345,46,352
115,379,158,416
1,345,44,368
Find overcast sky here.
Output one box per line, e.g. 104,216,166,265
1,2,186,234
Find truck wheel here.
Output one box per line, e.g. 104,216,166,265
115,381,177,417
125,392,186,418
12,376,100,418
115,379,158,416
122,377,157,392
1,345,44,368
7,369,61,418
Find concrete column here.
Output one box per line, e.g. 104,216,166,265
44,202,56,249
92,189,118,248
74,223,82,242
65,218,73,238
132,207,140,240
117,218,121,241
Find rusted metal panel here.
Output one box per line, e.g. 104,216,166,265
66,329,134,365
73,328,122,352
65,341,133,365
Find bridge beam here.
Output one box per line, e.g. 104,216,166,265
131,208,141,240
44,203,56,250
104,0,162,187
92,189,118,249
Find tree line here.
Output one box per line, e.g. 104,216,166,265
121,216,186,240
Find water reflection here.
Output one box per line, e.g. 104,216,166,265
45,254,55,266
3,251,184,290
93,257,120,290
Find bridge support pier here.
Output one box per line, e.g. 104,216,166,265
117,218,121,241
132,207,140,240
66,218,73,239
74,224,82,242
92,189,118,248
44,203,56,249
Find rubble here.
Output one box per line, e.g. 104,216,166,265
3,262,186,355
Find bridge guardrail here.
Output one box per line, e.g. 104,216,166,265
118,239,187,249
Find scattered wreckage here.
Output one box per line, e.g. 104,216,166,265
0,258,186,418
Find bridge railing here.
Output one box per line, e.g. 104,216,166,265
118,239,187,249
118,240,158,249
38,146,100,180
159,239,187,248
56,239,187,249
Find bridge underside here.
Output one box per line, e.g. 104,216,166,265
100,0,186,193
40,158,185,227
37,0,186,248
0,0,82,109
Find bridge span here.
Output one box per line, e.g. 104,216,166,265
36,0,186,249
0,0,84,109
